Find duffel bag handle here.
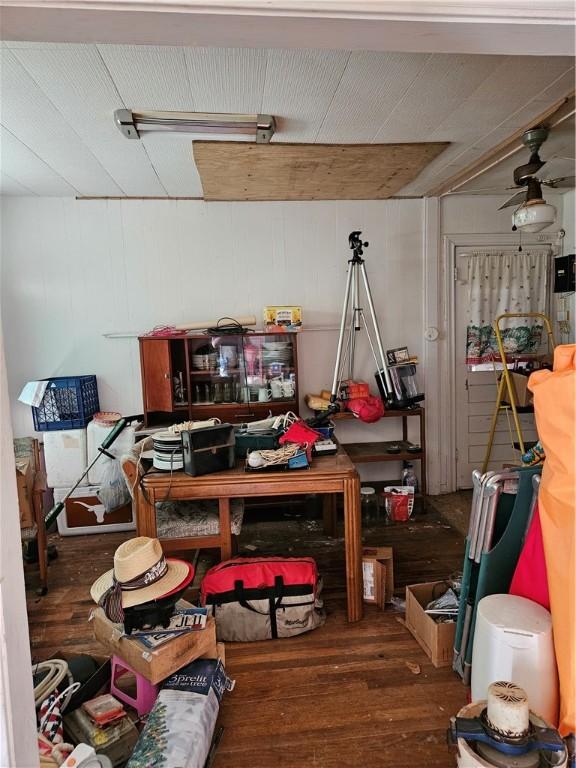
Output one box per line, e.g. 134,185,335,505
273,575,285,609
233,580,269,615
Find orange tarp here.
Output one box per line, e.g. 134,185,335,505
529,344,576,736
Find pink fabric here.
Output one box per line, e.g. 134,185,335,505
509,503,550,611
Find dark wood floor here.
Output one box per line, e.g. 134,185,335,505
26,503,467,767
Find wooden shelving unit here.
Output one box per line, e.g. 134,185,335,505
339,406,427,498
138,332,300,426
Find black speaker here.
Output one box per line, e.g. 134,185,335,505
554,254,575,293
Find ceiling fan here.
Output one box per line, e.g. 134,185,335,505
499,126,574,208
497,126,574,231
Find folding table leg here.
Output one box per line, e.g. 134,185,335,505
322,494,338,537
218,498,232,561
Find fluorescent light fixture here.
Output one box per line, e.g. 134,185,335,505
114,109,276,143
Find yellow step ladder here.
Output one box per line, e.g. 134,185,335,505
481,312,555,473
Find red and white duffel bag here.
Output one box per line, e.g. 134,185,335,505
200,556,325,641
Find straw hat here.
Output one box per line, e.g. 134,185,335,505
90,537,193,620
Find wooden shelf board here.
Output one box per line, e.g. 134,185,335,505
343,440,423,463
331,407,423,421
190,369,242,376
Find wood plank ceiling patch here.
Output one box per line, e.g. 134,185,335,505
192,141,449,201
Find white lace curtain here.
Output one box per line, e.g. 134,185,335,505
466,249,549,365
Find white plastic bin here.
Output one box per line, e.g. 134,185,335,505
471,594,559,725
44,429,88,488
54,485,135,536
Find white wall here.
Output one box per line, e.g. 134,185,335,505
0,323,39,768
562,189,575,253
1,197,425,480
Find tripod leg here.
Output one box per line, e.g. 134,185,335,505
335,321,353,397
359,262,392,394
331,262,354,400
349,265,360,380
360,312,389,389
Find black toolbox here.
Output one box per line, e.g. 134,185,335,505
234,427,282,458
181,424,235,476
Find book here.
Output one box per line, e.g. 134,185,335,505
126,607,208,650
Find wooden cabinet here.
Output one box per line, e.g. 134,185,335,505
140,339,173,413
139,332,299,426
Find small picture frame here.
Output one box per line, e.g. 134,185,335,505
386,346,410,366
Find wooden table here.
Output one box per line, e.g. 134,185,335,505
136,446,363,622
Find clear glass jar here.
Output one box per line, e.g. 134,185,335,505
361,486,378,524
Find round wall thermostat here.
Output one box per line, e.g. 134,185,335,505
425,327,439,342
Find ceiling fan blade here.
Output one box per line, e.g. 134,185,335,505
542,175,575,189
499,190,527,210
514,158,546,186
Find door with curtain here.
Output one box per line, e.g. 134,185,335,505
455,247,551,488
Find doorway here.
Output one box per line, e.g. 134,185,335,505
451,239,557,489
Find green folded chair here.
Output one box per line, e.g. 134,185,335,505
453,465,541,682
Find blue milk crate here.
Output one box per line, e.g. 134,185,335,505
32,376,100,431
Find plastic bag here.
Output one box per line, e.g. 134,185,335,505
127,659,234,768
97,453,131,513
425,587,459,623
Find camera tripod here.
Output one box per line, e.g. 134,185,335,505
330,232,393,404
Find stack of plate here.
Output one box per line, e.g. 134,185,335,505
262,342,292,367
153,431,184,471
192,352,218,371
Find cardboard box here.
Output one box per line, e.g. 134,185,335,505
263,305,302,330
405,581,456,668
16,456,35,528
503,371,533,407
362,547,394,606
92,607,218,684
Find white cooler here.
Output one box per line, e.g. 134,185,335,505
54,485,136,536
471,594,559,725
44,429,88,488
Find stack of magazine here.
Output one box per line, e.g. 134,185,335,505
125,603,208,650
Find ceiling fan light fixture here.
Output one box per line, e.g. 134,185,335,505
512,199,557,233
114,109,276,143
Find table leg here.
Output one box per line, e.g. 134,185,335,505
33,488,47,595
322,494,338,537
136,485,157,538
218,498,232,561
343,474,363,622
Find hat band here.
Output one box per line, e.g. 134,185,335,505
99,555,169,622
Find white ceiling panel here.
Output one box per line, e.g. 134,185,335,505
372,54,506,142
315,51,431,144
262,49,349,142
141,134,204,197
0,127,77,195
463,56,573,104
0,172,34,196
0,49,121,195
9,46,167,196
0,44,573,198
184,47,267,113
98,45,194,111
